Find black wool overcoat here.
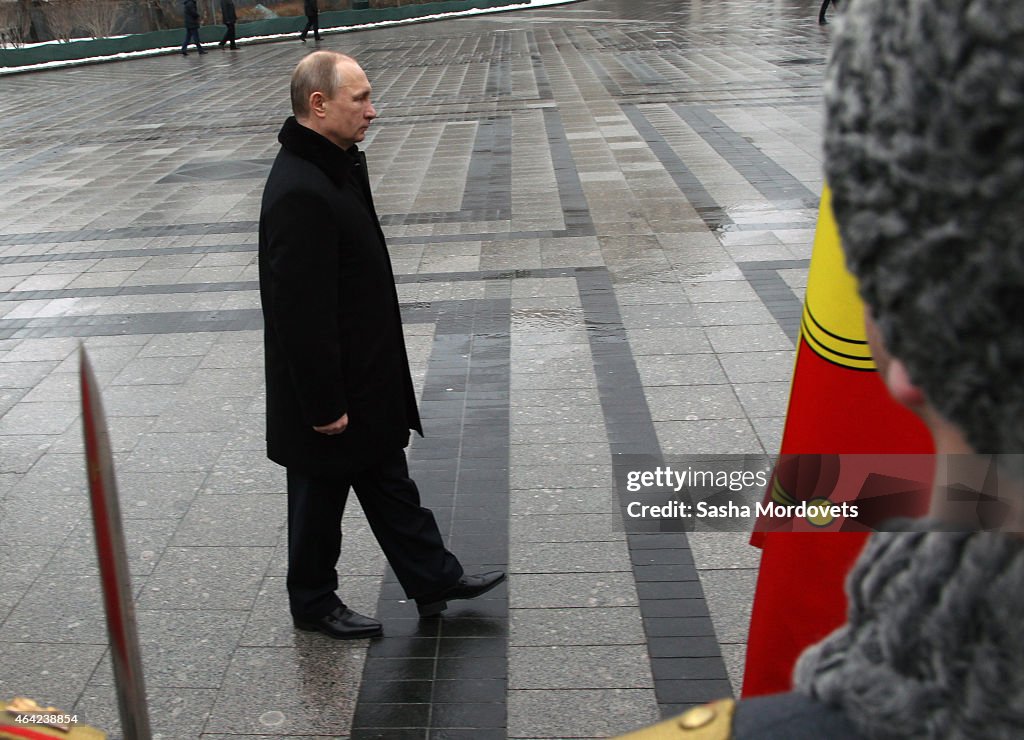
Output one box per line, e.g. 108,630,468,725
259,117,422,475
183,0,200,29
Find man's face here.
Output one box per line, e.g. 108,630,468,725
321,61,377,151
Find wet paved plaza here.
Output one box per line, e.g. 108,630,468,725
0,1,832,737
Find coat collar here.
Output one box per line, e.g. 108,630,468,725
277,116,361,190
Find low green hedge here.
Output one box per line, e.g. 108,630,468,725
0,0,527,69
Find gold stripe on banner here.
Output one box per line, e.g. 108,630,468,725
800,186,876,372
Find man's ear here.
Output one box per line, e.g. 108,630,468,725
309,92,327,118
881,356,928,410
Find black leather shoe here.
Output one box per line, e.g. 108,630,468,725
416,571,507,617
294,606,382,639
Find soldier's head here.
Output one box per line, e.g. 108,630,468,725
825,0,1024,482
291,51,377,150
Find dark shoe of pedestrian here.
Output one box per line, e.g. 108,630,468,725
293,606,383,639
198,48,207,55
230,44,238,50
416,571,507,617
300,34,306,41
181,50,188,56
218,40,225,47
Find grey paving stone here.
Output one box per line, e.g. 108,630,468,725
635,353,728,386
75,685,218,740
510,645,653,689
172,493,285,547
0,401,79,435
732,381,793,418
90,609,248,689
751,415,786,455
692,300,777,326
508,689,658,738
705,323,795,353
204,646,365,736
202,449,285,494
689,532,762,570
718,350,798,384
511,573,638,609
121,431,230,473
139,546,273,610
0,492,88,546
643,384,745,421
116,471,206,519
110,355,204,385
654,419,764,456
626,327,712,355
511,513,624,543
697,569,759,644
510,463,612,490
509,488,617,517
510,606,647,647
510,540,632,574
2,573,109,643
0,642,106,716
45,517,175,577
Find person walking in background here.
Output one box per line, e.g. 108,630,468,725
818,0,839,24
300,0,321,42
219,0,238,50
258,51,505,639
181,0,206,55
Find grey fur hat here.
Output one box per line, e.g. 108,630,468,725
824,0,1024,474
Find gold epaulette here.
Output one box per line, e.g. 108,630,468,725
614,698,736,740
1,697,106,739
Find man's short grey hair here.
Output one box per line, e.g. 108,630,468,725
290,51,358,118
825,0,1024,473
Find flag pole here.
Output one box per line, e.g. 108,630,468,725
80,345,152,740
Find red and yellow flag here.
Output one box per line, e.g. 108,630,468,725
741,186,934,696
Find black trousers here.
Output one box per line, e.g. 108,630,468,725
286,449,463,619
819,0,837,23
220,23,236,47
301,14,320,40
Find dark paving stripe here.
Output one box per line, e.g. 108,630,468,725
0,281,260,302
670,104,818,207
0,221,259,247
0,297,497,339
575,266,731,714
738,259,809,343
484,29,514,99
0,267,580,303
621,103,734,231
0,308,264,340
352,296,511,739
543,107,596,236
0,242,256,266
526,29,554,101
460,115,513,218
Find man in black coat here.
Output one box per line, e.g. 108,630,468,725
259,51,505,640
218,0,237,50
300,0,320,42
181,0,206,55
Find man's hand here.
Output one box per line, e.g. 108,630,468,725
314,413,348,435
